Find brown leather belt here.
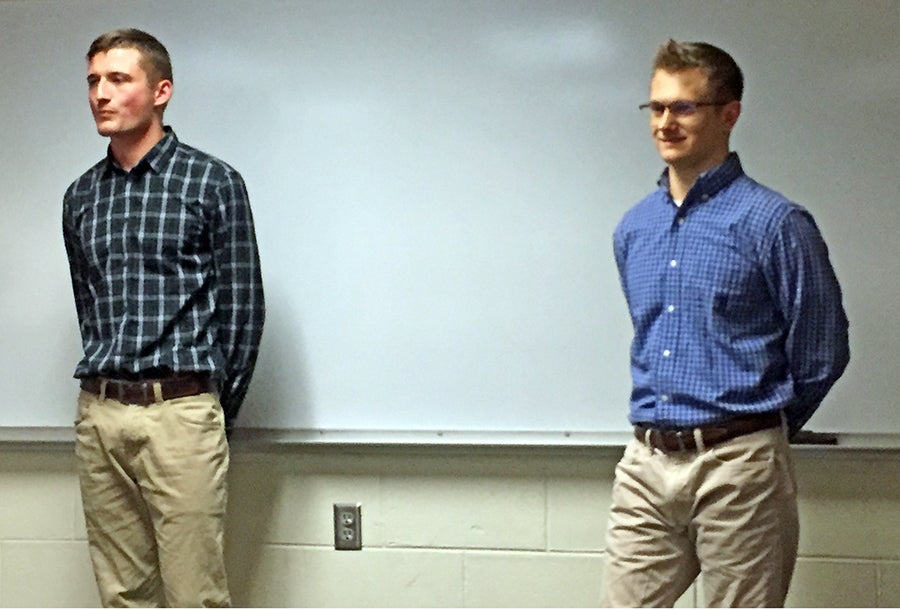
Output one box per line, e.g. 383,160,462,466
634,411,783,452
80,373,214,406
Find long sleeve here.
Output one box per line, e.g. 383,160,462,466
765,208,850,435
62,188,92,347
211,171,265,424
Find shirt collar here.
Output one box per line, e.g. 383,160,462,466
102,126,178,176
656,152,745,205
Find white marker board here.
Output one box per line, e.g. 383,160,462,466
0,0,897,436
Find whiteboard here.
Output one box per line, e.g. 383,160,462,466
0,0,897,435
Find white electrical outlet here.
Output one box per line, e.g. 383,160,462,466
333,503,362,550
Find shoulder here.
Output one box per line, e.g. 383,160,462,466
168,139,245,184
617,189,667,231
724,173,811,231
722,175,830,264
64,157,107,200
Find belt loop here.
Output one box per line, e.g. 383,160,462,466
675,430,687,452
152,381,164,403
99,379,108,402
779,410,789,438
693,428,706,453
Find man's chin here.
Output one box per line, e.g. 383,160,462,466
658,150,686,166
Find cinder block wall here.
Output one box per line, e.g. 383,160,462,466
0,443,897,607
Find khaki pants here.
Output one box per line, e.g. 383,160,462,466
602,427,799,607
75,389,231,607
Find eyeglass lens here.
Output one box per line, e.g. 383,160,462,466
645,101,699,116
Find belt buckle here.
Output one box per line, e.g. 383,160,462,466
107,380,126,402
139,382,153,405
111,379,154,406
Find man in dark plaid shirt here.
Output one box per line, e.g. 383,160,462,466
63,28,264,607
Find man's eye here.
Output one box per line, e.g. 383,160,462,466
670,101,695,115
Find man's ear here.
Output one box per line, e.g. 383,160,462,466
154,78,173,110
722,100,741,131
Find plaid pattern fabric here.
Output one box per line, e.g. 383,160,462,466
63,128,265,422
613,153,849,434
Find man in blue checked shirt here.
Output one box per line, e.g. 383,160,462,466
602,40,849,607
63,29,264,607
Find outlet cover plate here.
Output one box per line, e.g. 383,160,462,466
333,503,362,550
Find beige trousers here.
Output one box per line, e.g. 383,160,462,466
602,427,799,607
75,389,231,607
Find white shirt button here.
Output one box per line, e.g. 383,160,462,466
667,305,675,313
669,259,678,267
663,349,671,357
677,217,685,226
661,394,670,402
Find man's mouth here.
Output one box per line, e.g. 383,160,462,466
655,130,684,144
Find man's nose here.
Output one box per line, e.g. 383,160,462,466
657,107,676,129
94,78,110,101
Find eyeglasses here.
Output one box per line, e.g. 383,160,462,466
638,100,728,117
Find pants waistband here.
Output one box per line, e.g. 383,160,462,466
80,373,214,406
634,411,783,453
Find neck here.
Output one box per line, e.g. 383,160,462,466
667,151,730,201
667,169,697,203
109,123,166,171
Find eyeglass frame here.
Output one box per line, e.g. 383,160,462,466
638,100,730,117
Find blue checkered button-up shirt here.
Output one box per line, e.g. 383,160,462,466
613,153,849,434
63,128,265,422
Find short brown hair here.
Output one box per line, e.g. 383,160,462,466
652,39,743,102
87,28,173,86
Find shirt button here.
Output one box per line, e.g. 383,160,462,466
677,217,685,226
663,349,671,357
667,305,675,313
669,259,678,267
661,394,670,402
701,194,710,201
